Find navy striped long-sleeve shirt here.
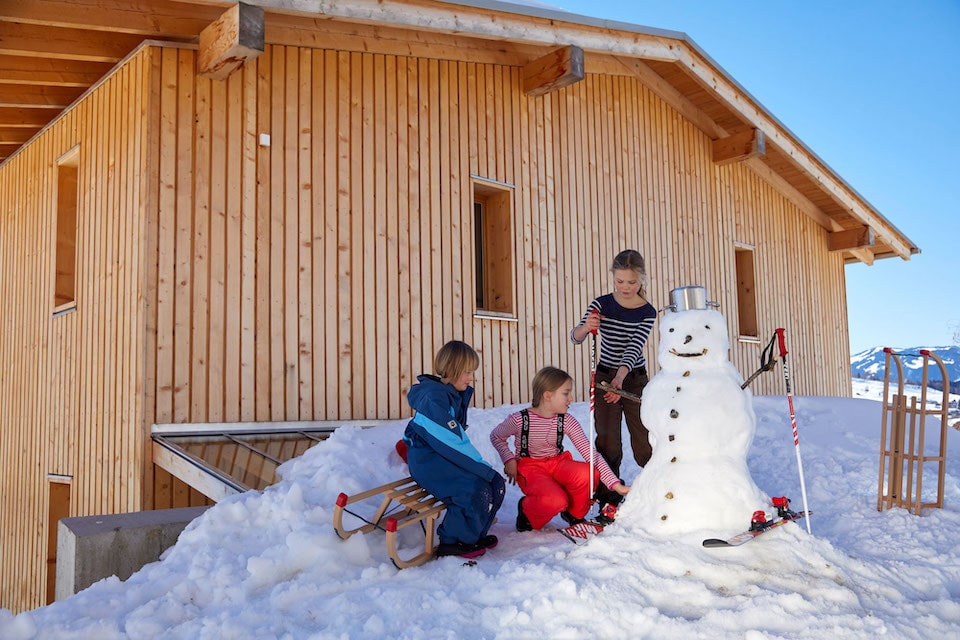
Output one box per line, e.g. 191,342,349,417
571,293,656,371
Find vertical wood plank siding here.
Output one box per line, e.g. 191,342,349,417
0,42,852,612
0,51,149,611
141,44,848,427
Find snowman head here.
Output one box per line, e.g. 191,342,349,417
657,308,731,373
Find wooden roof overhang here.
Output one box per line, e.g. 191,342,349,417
0,0,918,264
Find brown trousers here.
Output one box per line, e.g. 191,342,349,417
592,368,651,477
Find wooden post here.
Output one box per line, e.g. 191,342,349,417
198,3,265,80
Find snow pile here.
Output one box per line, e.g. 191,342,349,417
2,388,960,638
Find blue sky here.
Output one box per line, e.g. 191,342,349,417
551,0,960,353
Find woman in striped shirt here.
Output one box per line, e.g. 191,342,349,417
570,250,657,483
490,366,630,531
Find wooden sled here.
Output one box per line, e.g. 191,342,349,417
333,476,446,569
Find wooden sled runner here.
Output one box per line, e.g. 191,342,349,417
333,476,446,569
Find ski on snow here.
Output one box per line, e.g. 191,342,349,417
558,520,605,544
702,497,810,548
557,502,619,544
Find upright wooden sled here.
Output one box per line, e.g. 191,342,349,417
333,477,446,569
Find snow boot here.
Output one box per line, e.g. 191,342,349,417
435,541,485,559
516,498,533,532
435,534,498,559
477,534,498,550
749,510,769,532
594,503,619,526
593,484,624,524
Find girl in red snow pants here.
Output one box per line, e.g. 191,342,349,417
489,366,630,530
517,451,595,529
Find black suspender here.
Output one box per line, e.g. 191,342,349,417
519,409,564,458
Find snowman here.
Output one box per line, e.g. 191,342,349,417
629,287,769,540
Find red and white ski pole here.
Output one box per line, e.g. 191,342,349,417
775,328,812,534
588,310,599,503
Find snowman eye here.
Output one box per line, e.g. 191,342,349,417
669,328,675,333
704,325,711,330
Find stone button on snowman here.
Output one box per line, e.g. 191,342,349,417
630,286,769,540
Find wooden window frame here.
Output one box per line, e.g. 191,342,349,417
53,145,80,314
46,474,72,605
471,178,516,318
734,243,759,340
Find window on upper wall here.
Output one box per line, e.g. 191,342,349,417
735,243,758,338
472,178,515,317
54,146,80,311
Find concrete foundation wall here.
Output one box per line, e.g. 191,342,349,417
56,506,209,601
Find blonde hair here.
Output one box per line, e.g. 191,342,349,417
611,249,647,298
531,366,572,408
434,340,480,383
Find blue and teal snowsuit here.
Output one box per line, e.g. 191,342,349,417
403,374,505,545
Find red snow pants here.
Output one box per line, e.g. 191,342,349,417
516,451,599,530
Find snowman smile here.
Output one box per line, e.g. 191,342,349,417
670,348,708,358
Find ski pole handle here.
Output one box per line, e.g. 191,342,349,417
590,309,600,335
775,327,788,358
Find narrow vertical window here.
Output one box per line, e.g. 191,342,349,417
54,147,80,309
735,244,758,338
474,202,485,309
472,179,515,316
46,476,72,604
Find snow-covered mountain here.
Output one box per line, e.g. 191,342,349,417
851,345,960,393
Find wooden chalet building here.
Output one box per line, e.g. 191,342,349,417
0,0,917,612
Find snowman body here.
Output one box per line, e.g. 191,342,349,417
631,308,768,538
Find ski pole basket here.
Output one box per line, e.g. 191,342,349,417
333,476,447,569
876,348,951,515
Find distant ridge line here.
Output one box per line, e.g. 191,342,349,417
850,345,960,395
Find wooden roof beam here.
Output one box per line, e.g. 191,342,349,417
612,55,847,242
0,22,144,63
746,156,875,263
0,144,21,159
0,0,215,38
198,3,265,80
847,247,875,265
523,45,584,96
672,46,914,260
0,55,111,87
829,226,875,252
0,85,84,109
0,107,54,127
0,128,35,145
250,0,681,61
713,128,766,165
745,157,836,230
614,56,725,138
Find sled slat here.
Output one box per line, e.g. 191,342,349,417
333,476,446,569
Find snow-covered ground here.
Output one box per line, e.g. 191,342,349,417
2,382,960,639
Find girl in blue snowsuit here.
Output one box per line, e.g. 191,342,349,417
403,340,505,558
